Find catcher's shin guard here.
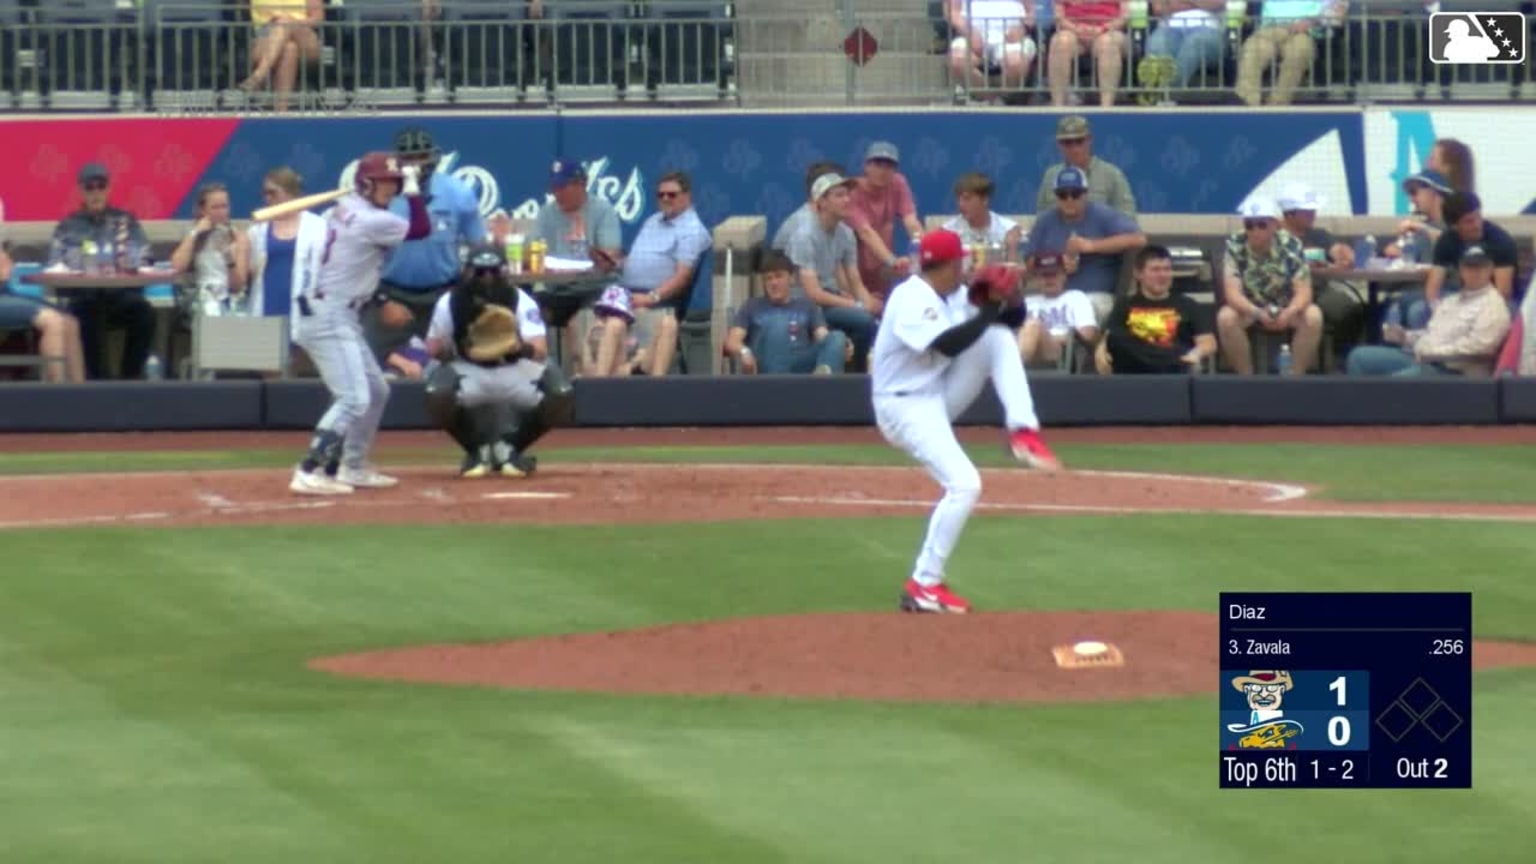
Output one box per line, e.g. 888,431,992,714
506,363,575,453
424,363,479,455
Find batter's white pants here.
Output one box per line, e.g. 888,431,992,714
294,304,391,470
874,326,1040,586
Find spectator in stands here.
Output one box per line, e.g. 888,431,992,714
786,172,881,371
1275,183,1361,365
1215,197,1323,375
1019,252,1098,367
946,0,1038,94
1048,1,1130,107
1427,138,1477,195
533,159,623,264
170,183,250,317
533,158,624,364
588,171,712,378
47,163,156,380
1234,0,1346,107
0,238,85,383
723,251,848,375
371,128,486,356
847,141,924,300
239,0,324,112
1383,169,1451,264
1036,115,1136,215
1346,245,1510,377
1138,1,1227,96
1419,191,1517,327
944,171,1022,255
246,167,324,320
1096,245,1216,374
772,161,843,252
1025,166,1146,322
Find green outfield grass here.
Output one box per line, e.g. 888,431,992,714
1,446,1532,861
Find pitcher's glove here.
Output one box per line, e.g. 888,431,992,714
465,304,522,362
967,264,1022,309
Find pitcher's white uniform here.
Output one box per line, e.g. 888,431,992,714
871,247,1049,607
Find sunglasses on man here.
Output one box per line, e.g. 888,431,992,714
1243,219,1272,231
1055,189,1085,200
81,180,108,192
656,189,682,200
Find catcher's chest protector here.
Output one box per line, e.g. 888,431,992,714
450,284,520,358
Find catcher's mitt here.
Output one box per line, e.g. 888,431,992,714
966,264,1022,308
465,304,521,362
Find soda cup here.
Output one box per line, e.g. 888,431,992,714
506,233,525,274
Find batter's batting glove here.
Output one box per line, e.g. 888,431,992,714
402,164,423,198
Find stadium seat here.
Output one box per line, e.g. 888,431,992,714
142,0,239,104
543,0,633,99
439,0,534,102
640,1,733,100
33,0,137,109
337,0,427,103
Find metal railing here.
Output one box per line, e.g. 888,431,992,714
0,1,1531,113
0,0,737,112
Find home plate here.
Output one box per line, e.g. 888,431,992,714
481,491,572,500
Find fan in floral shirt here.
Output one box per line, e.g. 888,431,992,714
1215,197,1324,375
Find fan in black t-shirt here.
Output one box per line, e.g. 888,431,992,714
1097,246,1217,375
1428,192,1518,304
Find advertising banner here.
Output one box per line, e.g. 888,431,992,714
1364,107,1536,217
2,110,1369,234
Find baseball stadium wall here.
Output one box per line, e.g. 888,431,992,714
2,376,1536,431
6,106,1536,232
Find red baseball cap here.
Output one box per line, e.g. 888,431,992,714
919,230,964,265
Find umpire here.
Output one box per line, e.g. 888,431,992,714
367,126,487,361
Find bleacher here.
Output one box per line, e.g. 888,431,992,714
0,0,738,111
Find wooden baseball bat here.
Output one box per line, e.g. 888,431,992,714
250,187,348,223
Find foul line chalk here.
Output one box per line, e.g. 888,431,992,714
481,491,572,500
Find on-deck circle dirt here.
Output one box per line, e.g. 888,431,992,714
4,427,1534,702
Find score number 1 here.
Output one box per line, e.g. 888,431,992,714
1327,675,1352,746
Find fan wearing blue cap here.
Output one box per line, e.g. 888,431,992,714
1382,169,1451,265
1024,165,1147,324
531,159,624,266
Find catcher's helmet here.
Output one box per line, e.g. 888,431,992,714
465,243,507,272
394,126,441,165
354,151,405,193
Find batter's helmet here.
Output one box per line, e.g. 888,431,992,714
355,151,405,193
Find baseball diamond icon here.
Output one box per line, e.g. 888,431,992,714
1374,677,1464,743
1428,12,1526,65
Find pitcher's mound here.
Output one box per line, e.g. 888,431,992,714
313,610,1536,704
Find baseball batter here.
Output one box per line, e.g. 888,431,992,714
871,229,1062,614
289,152,430,496
423,244,575,477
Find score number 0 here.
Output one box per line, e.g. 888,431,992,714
1327,676,1352,746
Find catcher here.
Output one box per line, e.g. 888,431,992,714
423,244,574,477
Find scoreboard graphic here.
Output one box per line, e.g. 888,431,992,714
1219,593,1472,789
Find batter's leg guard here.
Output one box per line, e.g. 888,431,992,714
299,429,345,474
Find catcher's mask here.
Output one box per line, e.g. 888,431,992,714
463,244,506,287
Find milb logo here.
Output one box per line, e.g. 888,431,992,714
1428,12,1526,64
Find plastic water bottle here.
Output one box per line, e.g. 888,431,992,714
1276,344,1293,376
144,354,164,381
1354,235,1376,269
1398,229,1418,265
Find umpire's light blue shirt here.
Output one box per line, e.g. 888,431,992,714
382,171,486,290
